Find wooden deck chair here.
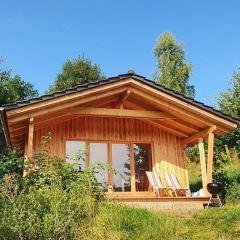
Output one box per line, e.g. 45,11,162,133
166,174,191,197
146,171,174,197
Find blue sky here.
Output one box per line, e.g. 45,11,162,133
0,1,240,106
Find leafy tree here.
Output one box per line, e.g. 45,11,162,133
153,32,195,98
215,68,240,167
0,148,24,180
0,66,38,106
0,60,38,152
218,68,240,118
48,56,105,93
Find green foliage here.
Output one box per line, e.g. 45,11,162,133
48,56,105,93
215,68,240,167
153,32,195,98
0,184,97,239
225,184,240,204
0,148,24,180
0,60,38,153
0,139,103,239
87,204,240,240
214,163,240,203
0,63,38,106
218,68,240,118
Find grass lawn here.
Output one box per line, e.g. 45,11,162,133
87,203,240,240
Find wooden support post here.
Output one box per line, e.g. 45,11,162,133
107,143,113,193
130,143,136,192
23,136,28,177
86,142,90,169
207,131,215,183
27,117,34,159
198,138,208,195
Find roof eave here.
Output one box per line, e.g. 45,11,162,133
0,107,11,147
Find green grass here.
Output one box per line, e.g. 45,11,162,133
86,203,240,240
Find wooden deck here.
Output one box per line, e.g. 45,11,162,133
108,193,210,210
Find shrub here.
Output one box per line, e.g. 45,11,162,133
214,164,240,203
0,148,24,180
0,137,103,239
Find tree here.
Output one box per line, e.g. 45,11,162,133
153,32,195,98
0,60,38,152
215,68,240,165
48,56,105,93
0,74,38,106
218,68,240,118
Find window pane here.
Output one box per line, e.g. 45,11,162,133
66,141,86,171
112,144,131,192
134,144,151,191
90,143,108,192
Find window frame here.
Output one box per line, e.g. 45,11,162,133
65,139,154,193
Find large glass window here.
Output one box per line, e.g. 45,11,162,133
112,144,131,192
134,144,151,191
66,141,86,171
66,141,152,193
90,143,108,191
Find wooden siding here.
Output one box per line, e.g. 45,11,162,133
33,116,189,187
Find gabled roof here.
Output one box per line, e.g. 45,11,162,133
2,72,240,125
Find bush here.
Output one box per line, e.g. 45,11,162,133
0,184,97,240
0,148,24,180
214,165,240,203
0,140,103,239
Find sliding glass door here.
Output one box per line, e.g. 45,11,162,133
90,143,108,191
66,140,152,193
112,144,131,192
134,144,151,191
66,141,86,171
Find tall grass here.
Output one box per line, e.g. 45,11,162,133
87,203,240,240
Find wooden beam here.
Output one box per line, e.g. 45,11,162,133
143,119,189,138
27,117,34,159
119,89,130,109
198,138,208,196
7,87,129,124
130,88,234,133
125,99,199,134
181,125,216,146
129,82,238,129
207,132,214,183
70,107,175,120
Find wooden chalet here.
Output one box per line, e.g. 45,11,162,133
1,72,239,209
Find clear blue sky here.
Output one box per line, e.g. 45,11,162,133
1,1,240,106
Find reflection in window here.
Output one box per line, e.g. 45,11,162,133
112,144,131,192
90,143,108,191
134,144,151,191
66,141,86,171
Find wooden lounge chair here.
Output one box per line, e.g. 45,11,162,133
166,174,191,197
146,171,174,197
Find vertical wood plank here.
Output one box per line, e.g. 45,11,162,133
32,116,189,188
27,117,34,159
86,142,90,169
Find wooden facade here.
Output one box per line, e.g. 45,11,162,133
1,73,239,204
32,116,189,188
